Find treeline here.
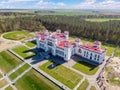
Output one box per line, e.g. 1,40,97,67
0,16,43,33
35,15,120,45
0,12,120,45
0,12,34,16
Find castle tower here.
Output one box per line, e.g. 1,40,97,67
36,32,41,48
44,30,49,52
74,38,81,54
64,31,69,40
56,29,61,34
93,41,101,49
64,41,71,61
51,35,58,56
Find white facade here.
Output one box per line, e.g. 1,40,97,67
36,30,107,64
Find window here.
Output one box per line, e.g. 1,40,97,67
97,55,100,61
56,50,64,56
48,41,53,46
78,49,82,53
86,52,88,57
94,54,97,60
84,51,86,56
90,53,92,60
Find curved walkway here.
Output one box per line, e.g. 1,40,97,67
0,33,21,52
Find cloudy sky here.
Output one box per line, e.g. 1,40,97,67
0,0,120,9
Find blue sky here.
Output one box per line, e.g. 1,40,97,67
0,0,120,9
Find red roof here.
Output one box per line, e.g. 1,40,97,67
57,41,74,49
79,45,104,53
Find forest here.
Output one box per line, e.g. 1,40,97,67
0,12,120,45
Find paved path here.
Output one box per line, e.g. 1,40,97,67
73,77,85,90
62,56,109,90
9,49,70,90
24,59,70,90
12,67,32,83
7,62,26,76
0,33,21,52
8,45,112,90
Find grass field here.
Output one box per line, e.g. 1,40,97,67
85,18,120,22
114,48,120,57
9,64,30,80
77,79,89,90
90,86,96,90
3,31,33,40
0,51,22,73
15,69,61,90
12,46,36,59
36,10,98,16
5,86,13,90
39,61,83,89
73,61,99,75
25,41,36,48
0,79,8,88
69,36,116,56
0,74,2,78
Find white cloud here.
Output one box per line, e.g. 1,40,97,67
70,0,120,9
8,0,35,2
0,0,120,9
37,0,66,9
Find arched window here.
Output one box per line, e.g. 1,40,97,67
86,52,88,57
97,55,100,61
90,53,92,60
78,49,82,53
84,51,86,56
94,54,97,60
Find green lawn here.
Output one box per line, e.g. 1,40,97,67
0,79,8,88
15,69,61,90
25,41,36,48
69,36,116,56
0,51,22,73
85,18,120,22
73,61,99,75
90,86,96,90
3,31,33,40
0,74,2,78
77,79,89,90
12,46,36,59
9,64,30,80
5,86,13,90
39,61,83,89
114,48,120,57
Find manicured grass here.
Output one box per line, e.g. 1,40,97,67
5,86,13,90
15,69,61,90
69,36,116,56
114,48,120,57
0,74,2,78
90,86,96,90
77,79,89,90
0,51,22,73
9,64,30,80
73,61,99,75
85,18,120,22
12,46,36,59
3,31,33,40
39,61,83,89
0,79,8,88
25,41,36,48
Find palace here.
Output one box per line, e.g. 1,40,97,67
36,30,107,65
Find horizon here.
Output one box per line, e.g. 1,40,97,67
0,0,120,9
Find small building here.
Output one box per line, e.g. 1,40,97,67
36,30,107,65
